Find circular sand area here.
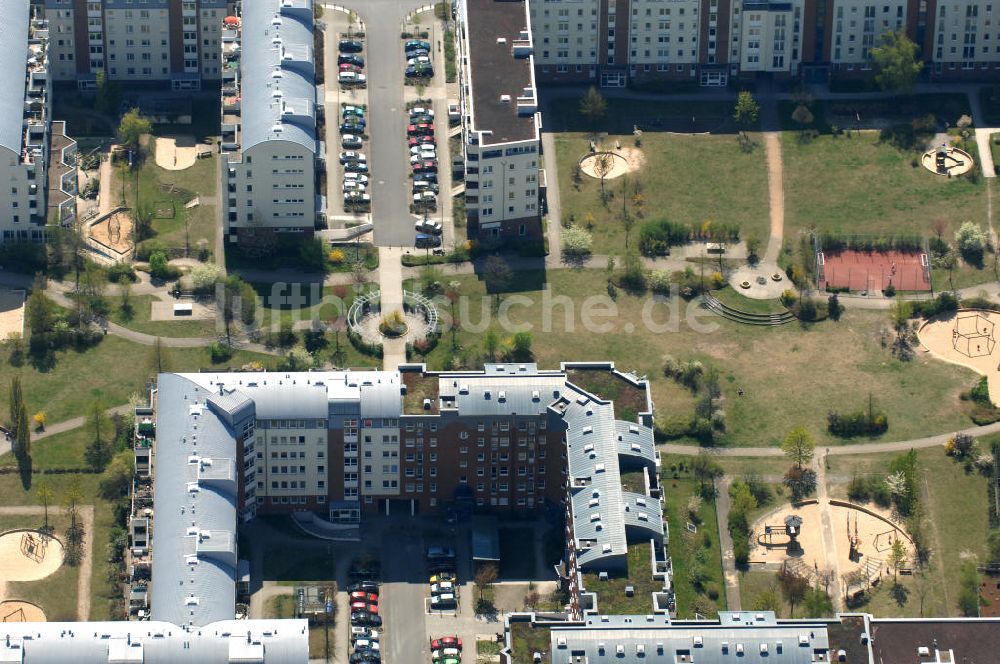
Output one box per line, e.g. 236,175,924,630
921,146,974,176
0,601,45,622
750,500,911,582
580,147,645,180
155,135,207,171
0,530,64,582
918,310,1000,405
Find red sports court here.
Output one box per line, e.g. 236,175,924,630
817,249,931,292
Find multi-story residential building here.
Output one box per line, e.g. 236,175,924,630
43,0,228,91
527,0,1000,87
219,0,323,244
457,0,544,241
0,1,78,245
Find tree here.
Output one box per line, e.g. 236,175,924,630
483,328,500,361
148,251,170,280
955,221,988,265
25,287,55,343
9,375,23,431
593,152,613,196
690,451,723,492
802,588,834,618
751,585,783,614
483,255,513,309
746,234,762,264
871,30,923,95
33,411,45,431
888,538,908,582
782,425,816,470
524,591,541,610
957,561,981,616
86,402,111,472
510,331,533,360
828,293,842,322
778,565,809,618
729,481,758,518
791,104,814,129
733,91,761,141
36,481,53,531
474,564,498,601
117,108,152,154
62,476,83,522
578,86,607,137
14,402,30,488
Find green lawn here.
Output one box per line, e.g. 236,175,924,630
0,336,275,425
510,622,551,664
2,513,81,621
115,144,218,260
712,286,789,315
991,134,1000,175
110,294,218,338
738,569,791,617
661,477,726,618
0,427,92,470
546,98,733,134
782,131,987,242
419,268,975,446
555,130,770,255
582,542,660,614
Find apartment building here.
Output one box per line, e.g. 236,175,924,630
43,0,228,90
528,0,1000,86
457,0,544,241
0,1,78,245
219,0,323,244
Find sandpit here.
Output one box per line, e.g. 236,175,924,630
0,530,64,583
155,135,208,171
580,147,645,180
750,500,911,586
921,146,974,177
0,290,25,340
87,207,135,258
0,601,45,622
918,310,1000,405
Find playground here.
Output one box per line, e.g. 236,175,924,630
921,145,974,177
579,146,645,181
918,309,1000,405
86,207,136,259
0,530,63,583
749,500,912,589
0,601,45,622
154,135,211,172
0,290,25,340
817,249,931,293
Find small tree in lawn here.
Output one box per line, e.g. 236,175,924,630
733,91,760,148
474,563,498,601
888,538,908,582
86,401,112,472
483,328,500,362
690,451,723,493
871,30,923,96
483,255,513,310
745,234,762,264
791,104,814,135
782,425,815,470
578,86,607,139
33,411,45,431
36,481,53,532
117,108,152,155
778,564,809,618
593,152,614,199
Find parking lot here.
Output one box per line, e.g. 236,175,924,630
323,1,456,248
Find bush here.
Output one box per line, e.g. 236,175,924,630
149,251,170,280
638,218,688,256
619,251,647,292
649,270,671,294
827,409,889,438
561,224,593,257
190,262,224,294
209,341,233,363
733,537,750,566
328,249,346,264
970,376,992,405
910,291,959,318
106,262,137,284
956,221,989,265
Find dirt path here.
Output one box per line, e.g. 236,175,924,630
761,97,785,265
814,450,844,612
0,505,94,620
713,476,741,611
98,151,114,216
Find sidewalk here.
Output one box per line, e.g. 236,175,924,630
378,247,407,369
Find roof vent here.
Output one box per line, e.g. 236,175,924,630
498,391,506,402
459,384,469,394
595,463,606,472
500,94,511,103
532,390,539,400
496,37,507,45
590,513,600,522
582,426,593,435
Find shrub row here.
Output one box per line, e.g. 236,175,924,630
817,232,924,254
638,218,740,256
827,410,888,438
347,327,383,358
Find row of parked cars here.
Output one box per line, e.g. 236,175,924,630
338,39,367,87
340,103,370,212
406,104,443,247
349,580,382,664
427,547,457,609
430,636,463,664
404,39,433,80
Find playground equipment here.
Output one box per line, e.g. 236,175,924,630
20,531,48,564
847,512,862,563
953,312,996,358
758,514,804,556
921,145,974,177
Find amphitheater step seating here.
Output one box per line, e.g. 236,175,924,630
701,294,796,326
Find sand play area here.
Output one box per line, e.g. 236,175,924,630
0,530,64,583
87,207,135,258
155,135,210,171
918,310,1000,404
0,290,25,340
0,600,45,622
750,500,912,586
580,146,645,180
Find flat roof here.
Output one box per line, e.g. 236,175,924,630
465,0,537,145
870,618,1000,664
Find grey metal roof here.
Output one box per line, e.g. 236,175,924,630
441,372,566,417
550,612,832,664
621,491,664,536
358,373,402,419
0,1,30,156
151,374,241,628
240,0,317,154
614,420,656,465
0,619,309,663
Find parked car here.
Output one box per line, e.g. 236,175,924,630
351,626,379,639
339,71,367,86
408,135,436,147
350,610,381,627
415,233,442,249
343,181,367,193
407,123,434,136
354,639,380,652
429,572,455,584
405,40,431,51
342,134,363,149
430,581,454,595
407,56,432,66
350,591,378,603
412,161,437,173
341,122,366,134
344,191,372,205
409,106,434,118
431,648,461,659
339,63,363,73
431,637,463,650
413,192,437,206
349,653,380,664
434,657,459,664
344,161,370,173
339,151,366,164
410,153,437,165
339,39,364,53
409,114,434,125
338,54,365,67
344,172,370,185
405,66,433,78
415,219,442,235
430,592,456,607
412,180,439,194
414,172,438,183
342,105,366,119
410,144,437,155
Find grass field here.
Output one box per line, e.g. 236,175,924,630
555,131,770,255
0,336,275,425
110,294,218,338
782,131,987,243
582,542,660,614
419,268,975,446
712,286,789,315
661,477,726,618
114,144,218,260
0,427,92,470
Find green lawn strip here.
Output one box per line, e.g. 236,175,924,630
510,622,551,664
582,543,660,614
418,268,973,446
265,594,297,618
499,527,537,579
110,294,218,338
661,477,726,618
712,286,788,315
782,131,987,242
0,426,92,470
546,98,732,134
0,337,276,424
555,130,769,256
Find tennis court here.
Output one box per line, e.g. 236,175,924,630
818,249,931,292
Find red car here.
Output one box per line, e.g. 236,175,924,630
431,637,463,650
408,135,435,147
350,591,378,603
339,63,362,73
407,123,433,136
350,601,379,614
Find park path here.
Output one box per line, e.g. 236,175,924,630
713,476,741,611
378,247,407,369
0,505,94,621
98,151,114,216
761,98,785,266
814,450,844,613
968,87,997,180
